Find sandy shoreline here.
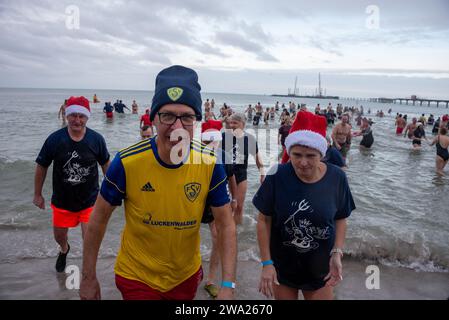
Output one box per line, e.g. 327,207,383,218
0,257,447,300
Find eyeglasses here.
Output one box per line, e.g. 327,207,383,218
157,112,197,126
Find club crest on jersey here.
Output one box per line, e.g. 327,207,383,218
142,213,153,224
184,182,201,202
167,87,183,101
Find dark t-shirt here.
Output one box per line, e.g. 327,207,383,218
278,125,292,147
220,131,258,170
36,127,110,212
323,146,345,167
252,163,355,290
103,104,113,113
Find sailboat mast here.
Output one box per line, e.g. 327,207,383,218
318,73,322,97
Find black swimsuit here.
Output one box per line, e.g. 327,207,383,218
436,135,449,161
360,127,374,148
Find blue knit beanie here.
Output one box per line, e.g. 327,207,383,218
150,65,202,121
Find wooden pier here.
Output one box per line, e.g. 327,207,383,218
392,98,449,108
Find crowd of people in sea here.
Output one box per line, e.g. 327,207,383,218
45,66,448,302
57,92,449,178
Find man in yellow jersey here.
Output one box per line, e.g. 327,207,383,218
80,65,237,300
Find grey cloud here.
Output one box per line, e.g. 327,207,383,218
308,38,343,57
193,42,229,58
237,21,272,44
215,31,278,62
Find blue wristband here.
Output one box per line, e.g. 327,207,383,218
221,281,236,289
261,259,274,266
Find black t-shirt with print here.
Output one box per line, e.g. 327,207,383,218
253,163,355,290
220,131,258,170
36,127,110,212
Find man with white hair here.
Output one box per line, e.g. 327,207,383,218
33,96,110,273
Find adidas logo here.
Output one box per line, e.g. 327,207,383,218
141,182,155,192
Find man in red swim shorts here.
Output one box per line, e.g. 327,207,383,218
33,96,110,272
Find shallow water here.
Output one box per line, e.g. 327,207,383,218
0,88,448,272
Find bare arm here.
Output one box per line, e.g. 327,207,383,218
255,152,265,183
429,136,437,146
334,218,347,250
346,126,352,145
257,213,278,298
325,218,347,287
33,164,48,210
79,195,116,300
211,203,237,300
257,213,272,266
228,175,238,212
331,126,340,148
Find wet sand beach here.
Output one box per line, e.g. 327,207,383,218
0,257,447,300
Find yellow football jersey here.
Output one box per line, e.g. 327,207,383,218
102,137,229,292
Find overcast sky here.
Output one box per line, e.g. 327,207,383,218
1,0,448,98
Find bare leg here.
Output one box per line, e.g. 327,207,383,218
273,283,299,300
206,222,220,285
233,180,248,225
302,286,334,300
53,227,69,253
81,222,88,240
436,156,447,175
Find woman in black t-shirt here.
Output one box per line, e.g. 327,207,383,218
221,113,265,225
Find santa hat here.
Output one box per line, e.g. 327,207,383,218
201,120,223,142
65,96,91,118
282,111,327,163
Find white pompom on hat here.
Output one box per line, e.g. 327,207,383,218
65,96,91,118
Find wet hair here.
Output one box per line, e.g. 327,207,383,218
440,127,447,135
230,112,246,123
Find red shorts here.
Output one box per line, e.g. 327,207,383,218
115,267,203,300
396,127,404,134
106,112,113,118
51,204,93,228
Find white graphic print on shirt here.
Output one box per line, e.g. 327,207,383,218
283,199,330,253
63,151,94,185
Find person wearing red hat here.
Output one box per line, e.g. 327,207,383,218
201,118,223,134
200,126,238,298
254,111,355,300
33,96,111,273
